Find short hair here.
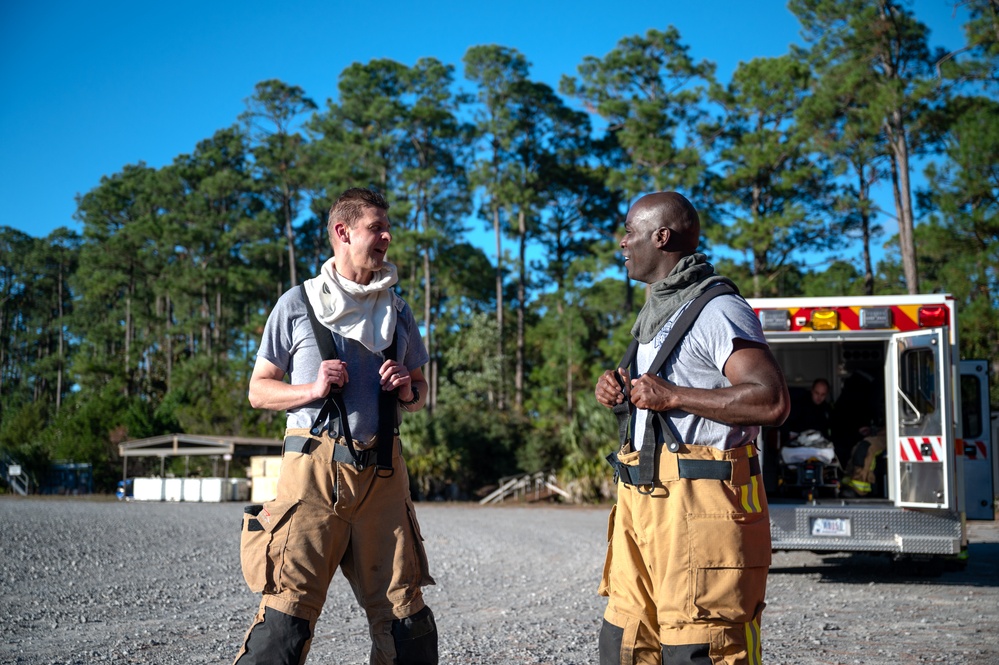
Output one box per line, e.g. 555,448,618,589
327,188,389,244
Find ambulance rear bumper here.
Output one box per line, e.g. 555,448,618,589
769,502,964,555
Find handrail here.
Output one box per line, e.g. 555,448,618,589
479,471,571,504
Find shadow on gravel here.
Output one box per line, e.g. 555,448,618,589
770,541,999,587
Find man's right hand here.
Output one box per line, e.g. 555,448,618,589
595,368,629,408
312,360,349,399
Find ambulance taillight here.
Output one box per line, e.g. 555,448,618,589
918,305,949,328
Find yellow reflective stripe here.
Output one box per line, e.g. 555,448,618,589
845,478,871,493
740,482,752,512
741,474,762,513
744,617,762,665
749,474,762,513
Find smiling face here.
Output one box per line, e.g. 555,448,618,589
620,192,701,284
332,205,392,284
621,203,670,284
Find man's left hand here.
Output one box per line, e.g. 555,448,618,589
379,359,413,399
630,374,678,412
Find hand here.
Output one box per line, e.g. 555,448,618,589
595,368,630,408
629,374,676,412
312,360,348,399
379,359,412,398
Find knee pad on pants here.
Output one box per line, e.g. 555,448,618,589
235,606,311,665
391,606,438,665
599,619,624,665
662,643,712,665
598,617,661,665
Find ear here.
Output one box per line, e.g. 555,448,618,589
333,222,350,244
653,226,671,250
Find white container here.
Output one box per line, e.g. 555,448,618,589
182,478,202,502
164,478,183,502
133,477,164,501
200,478,224,503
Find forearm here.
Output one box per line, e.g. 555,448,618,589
658,383,789,427
248,377,323,412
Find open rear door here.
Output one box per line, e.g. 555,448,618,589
960,359,994,520
887,329,956,510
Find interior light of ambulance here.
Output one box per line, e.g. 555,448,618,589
918,305,948,328
810,309,838,330
759,309,790,331
859,307,893,329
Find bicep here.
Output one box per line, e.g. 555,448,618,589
250,356,287,384
722,340,783,387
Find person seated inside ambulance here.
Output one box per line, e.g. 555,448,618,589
839,426,887,498
831,369,881,465
780,378,832,444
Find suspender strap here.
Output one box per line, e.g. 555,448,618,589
607,284,738,490
376,336,398,472
300,285,398,472
611,338,638,448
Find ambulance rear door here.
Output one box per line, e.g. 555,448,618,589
887,328,956,510
960,359,994,520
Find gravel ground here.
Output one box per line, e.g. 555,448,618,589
1,496,998,665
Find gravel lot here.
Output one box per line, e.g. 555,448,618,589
1,496,998,665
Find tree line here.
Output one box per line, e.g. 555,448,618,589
1,0,996,499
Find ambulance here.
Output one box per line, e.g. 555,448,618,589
747,293,996,570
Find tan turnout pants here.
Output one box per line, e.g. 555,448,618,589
235,428,435,665
600,442,771,665
842,434,887,496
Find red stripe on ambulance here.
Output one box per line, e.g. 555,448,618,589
899,436,944,462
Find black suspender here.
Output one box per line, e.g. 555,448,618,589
607,284,737,491
300,285,398,473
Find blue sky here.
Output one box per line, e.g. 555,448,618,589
0,0,972,264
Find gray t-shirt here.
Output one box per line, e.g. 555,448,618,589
633,288,767,451
257,286,429,443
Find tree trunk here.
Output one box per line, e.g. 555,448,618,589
885,129,919,294
285,193,298,287
516,209,526,414
858,167,874,296
422,203,436,413
889,117,919,294
125,287,133,397
494,204,505,410
751,185,764,298
166,294,173,390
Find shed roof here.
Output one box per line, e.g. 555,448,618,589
118,433,282,458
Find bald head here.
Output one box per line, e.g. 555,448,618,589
631,192,701,255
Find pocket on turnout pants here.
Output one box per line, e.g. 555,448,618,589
239,500,300,594
687,512,771,623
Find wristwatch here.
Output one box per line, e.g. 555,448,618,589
399,385,420,407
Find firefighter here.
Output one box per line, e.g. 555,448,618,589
232,188,437,665
781,378,832,442
840,429,887,498
595,192,790,664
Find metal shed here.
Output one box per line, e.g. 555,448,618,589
118,433,282,481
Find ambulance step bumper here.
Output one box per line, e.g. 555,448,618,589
770,503,964,555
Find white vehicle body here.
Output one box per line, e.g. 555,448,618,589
748,293,994,565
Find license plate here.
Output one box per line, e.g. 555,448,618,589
811,517,851,537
